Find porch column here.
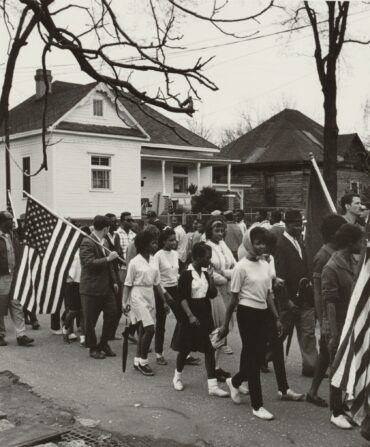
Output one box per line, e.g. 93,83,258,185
197,162,201,190
227,163,231,191
161,160,166,195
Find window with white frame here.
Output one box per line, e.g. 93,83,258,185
93,99,103,117
173,165,188,193
350,180,360,194
91,155,111,190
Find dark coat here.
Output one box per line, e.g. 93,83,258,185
0,231,22,276
322,250,357,330
104,232,122,283
274,234,312,307
79,234,119,296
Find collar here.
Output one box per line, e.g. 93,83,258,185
283,231,298,244
0,229,10,238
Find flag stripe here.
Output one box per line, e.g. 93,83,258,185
12,196,83,315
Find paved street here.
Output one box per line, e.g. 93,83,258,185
0,313,366,447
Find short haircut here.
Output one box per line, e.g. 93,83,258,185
0,211,12,225
134,229,157,254
340,193,360,214
204,216,226,240
158,227,176,248
270,210,282,224
192,241,211,260
93,215,110,231
320,214,346,243
153,219,166,231
258,209,268,220
144,224,160,237
250,226,270,244
334,223,363,249
120,211,131,222
80,225,91,235
105,213,116,219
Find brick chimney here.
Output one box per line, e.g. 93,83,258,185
34,69,52,99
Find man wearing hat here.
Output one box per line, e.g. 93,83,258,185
79,215,119,359
274,209,318,377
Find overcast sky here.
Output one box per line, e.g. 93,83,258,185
1,0,370,143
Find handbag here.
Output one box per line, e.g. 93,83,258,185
209,328,226,350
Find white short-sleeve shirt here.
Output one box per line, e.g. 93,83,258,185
124,254,160,287
154,249,179,288
230,258,272,309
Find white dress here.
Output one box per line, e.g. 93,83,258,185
124,254,160,327
206,239,237,327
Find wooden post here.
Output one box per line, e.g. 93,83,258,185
197,162,201,191
227,163,231,191
161,160,166,195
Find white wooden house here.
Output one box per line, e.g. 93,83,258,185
0,70,238,218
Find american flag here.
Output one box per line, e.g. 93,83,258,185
11,196,83,314
331,241,370,424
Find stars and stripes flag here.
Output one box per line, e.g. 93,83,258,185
331,241,370,423
11,195,84,314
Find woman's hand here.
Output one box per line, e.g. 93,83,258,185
276,318,283,337
122,304,131,315
164,303,171,315
218,325,228,340
189,315,200,326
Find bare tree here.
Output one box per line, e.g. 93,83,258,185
0,0,275,180
290,2,370,202
185,116,215,143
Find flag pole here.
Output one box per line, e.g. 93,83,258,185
309,153,336,213
23,191,125,263
7,190,18,229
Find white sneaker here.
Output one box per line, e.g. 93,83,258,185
173,371,184,391
51,329,63,335
278,388,304,401
226,378,241,404
330,414,353,429
68,333,78,341
208,378,229,397
252,407,274,421
239,382,249,395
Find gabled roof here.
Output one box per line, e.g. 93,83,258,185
118,93,217,149
1,81,97,137
220,108,366,165
2,79,218,150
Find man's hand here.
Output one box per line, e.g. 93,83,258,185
288,300,300,316
113,283,119,295
328,334,339,354
189,315,200,326
107,251,119,262
276,319,283,337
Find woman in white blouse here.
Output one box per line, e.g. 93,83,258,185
123,230,168,376
154,228,180,366
205,217,237,380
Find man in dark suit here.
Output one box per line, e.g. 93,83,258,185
275,209,318,377
79,215,119,359
104,213,123,339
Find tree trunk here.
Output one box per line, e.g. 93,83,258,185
322,60,338,204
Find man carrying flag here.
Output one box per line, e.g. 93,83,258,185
0,210,34,347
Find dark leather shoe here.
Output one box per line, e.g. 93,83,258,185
0,337,7,346
89,350,106,359
100,343,116,357
17,335,34,346
32,321,40,330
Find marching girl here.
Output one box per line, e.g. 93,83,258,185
153,228,180,366
220,227,303,421
205,217,236,380
171,242,229,398
122,229,168,376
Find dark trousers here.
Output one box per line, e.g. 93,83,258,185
176,340,216,379
232,306,268,410
23,309,38,324
81,291,117,350
266,311,289,393
329,344,343,416
50,310,66,330
311,333,330,392
155,289,166,355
